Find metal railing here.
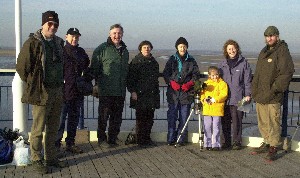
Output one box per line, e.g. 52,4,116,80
1,71,300,136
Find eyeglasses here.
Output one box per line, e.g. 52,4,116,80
48,21,59,28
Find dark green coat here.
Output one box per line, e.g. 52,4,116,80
90,39,129,97
127,53,160,110
252,40,294,104
16,29,64,105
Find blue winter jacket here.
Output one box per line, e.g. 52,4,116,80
218,55,252,106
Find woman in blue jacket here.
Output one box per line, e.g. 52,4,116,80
163,37,200,146
218,39,252,150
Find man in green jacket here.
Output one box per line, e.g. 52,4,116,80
90,24,129,148
16,11,66,174
251,26,295,161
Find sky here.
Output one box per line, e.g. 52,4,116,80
1,0,300,53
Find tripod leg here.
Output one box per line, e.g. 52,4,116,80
198,113,204,150
175,108,194,147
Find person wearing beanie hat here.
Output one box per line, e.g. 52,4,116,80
251,26,294,161
163,37,200,146
55,27,89,154
16,10,66,174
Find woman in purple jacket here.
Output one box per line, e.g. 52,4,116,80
218,39,252,150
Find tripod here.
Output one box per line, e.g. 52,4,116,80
174,94,204,150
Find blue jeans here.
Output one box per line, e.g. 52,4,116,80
56,98,81,147
77,98,85,129
167,103,191,144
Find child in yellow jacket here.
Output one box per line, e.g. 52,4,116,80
200,66,228,151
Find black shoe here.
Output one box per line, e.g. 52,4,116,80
66,145,83,154
222,143,232,150
206,147,212,151
232,142,242,150
98,141,111,148
251,142,270,155
45,159,67,168
175,142,185,147
211,147,220,151
31,160,48,174
168,142,175,146
265,146,278,161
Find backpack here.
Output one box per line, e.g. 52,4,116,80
0,128,19,164
125,126,137,145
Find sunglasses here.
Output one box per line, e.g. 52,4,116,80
48,21,59,28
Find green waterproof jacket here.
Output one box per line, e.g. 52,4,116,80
127,53,160,110
16,30,64,105
252,40,294,104
90,39,129,97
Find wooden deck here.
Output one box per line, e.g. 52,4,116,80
1,137,300,178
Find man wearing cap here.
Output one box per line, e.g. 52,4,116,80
251,26,294,161
90,24,129,148
16,10,65,174
55,28,89,154
163,37,200,146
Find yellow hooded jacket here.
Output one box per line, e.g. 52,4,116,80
200,78,228,116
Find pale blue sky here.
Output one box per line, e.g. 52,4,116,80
1,0,300,52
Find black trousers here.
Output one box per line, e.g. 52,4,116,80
136,108,155,144
221,105,244,145
97,96,125,143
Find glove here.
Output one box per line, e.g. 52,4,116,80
181,80,195,92
170,80,180,91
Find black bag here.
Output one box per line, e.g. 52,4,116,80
125,126,137,145
76,76,93,96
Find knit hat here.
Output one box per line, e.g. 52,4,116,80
175,37,188,49
264,26,279,36
66,28,81,36
42,11,59,26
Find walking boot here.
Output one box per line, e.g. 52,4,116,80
31,160,48,174
251,142,270,155
265,146,278,161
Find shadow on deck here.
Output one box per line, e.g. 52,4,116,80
1,139,300,178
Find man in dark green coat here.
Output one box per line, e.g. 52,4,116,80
90,24,129,148
251,26,294,161
127,40,160,147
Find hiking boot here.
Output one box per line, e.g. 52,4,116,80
222,143,231,150
251,142,270,155
45,159,67,168
31,160,48,174
206,147,212,151
211,147,221,151
66,145,83,154
232,142,242,150
265,146,278,161
168,142,175,146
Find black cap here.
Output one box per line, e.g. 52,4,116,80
42,11,59,26
175,37,188,49
66,28,81,36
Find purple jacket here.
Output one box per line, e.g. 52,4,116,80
63,42,90,101
218,55,252,106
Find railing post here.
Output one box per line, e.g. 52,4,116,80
281,90,289,137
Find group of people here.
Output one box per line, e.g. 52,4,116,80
15,10,294,174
